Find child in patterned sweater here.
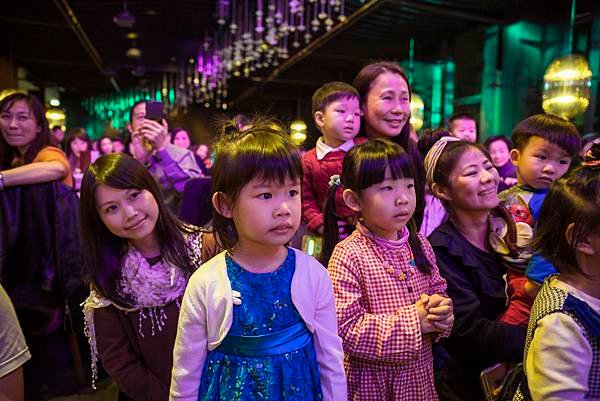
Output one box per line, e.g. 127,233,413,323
490,114,581,326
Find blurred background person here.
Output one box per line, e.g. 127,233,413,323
171,127,208,176
97,135,114,155
0,93,72,188
50,125,65,149
485,135,517,192
112,137,126,153
65,128,98,190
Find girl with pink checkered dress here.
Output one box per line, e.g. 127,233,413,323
323,139,454,401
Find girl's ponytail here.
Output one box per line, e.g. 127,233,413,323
320,175,344,266
406,219,432,274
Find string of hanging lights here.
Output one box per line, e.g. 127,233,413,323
190,0,349,109
83,0,351,126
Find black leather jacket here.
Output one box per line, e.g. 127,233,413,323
0,181,84,335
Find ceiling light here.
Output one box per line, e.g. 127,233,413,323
126,47,142,58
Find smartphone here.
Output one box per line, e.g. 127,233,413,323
145,101,164,122
480,362,513,401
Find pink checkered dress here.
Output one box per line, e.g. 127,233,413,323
328,225,450,401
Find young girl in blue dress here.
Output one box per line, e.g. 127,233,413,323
169,120,346,401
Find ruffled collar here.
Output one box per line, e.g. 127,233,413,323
356,221,409,250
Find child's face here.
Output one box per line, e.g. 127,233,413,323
231,176,301,249
95,185,159,248
316,97,361,148
450,118,477,143
437,148,499,212
349,168,416,241
488,139,510,168
511,136,572,190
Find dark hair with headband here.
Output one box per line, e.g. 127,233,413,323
321,138,431,272
424,138,519,254
533,143,600,275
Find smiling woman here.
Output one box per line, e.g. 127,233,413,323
353,61,426,226
425,139,527,401
79,153,215,401
0,93,72,189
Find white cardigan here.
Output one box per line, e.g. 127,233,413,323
169,248,347,401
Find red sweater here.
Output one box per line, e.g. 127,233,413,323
301,138,365,232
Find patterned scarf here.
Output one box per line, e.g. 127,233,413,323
83,230,202,389
117,246,188,308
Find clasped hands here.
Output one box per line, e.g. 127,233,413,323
416,293,454,334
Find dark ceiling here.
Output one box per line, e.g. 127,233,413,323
1,0,598,113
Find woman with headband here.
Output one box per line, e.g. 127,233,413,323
425,138,526,401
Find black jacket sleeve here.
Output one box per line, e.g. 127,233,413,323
435,249,526,365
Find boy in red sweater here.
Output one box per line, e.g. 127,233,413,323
302,81,364,236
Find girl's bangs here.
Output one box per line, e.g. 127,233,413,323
232,136,303,187
356,146,415,190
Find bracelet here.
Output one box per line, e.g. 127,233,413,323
0,172,4,191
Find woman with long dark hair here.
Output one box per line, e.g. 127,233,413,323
80,153,216,401
0,92,72,188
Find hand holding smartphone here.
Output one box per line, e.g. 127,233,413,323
145,101,164,122
141,101,166,151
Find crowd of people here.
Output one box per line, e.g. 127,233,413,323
0,60,599,401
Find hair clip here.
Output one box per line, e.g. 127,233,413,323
582,159,600,167
329,174,341,188
582,149,600,167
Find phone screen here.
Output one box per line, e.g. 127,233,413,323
145,101,164,122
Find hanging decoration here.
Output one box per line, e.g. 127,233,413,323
46,108,66,128
83,0,349,121
542,0,592,120
191,0,348,108
290,119,307,145
542,54,592,120
409,93,424,131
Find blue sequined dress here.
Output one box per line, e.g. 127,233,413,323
198,248,323,401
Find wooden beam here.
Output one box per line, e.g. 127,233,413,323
389,0,504,25
52,0,120,92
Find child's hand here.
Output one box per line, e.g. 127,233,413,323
425,294,454,333
416,294,437,334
